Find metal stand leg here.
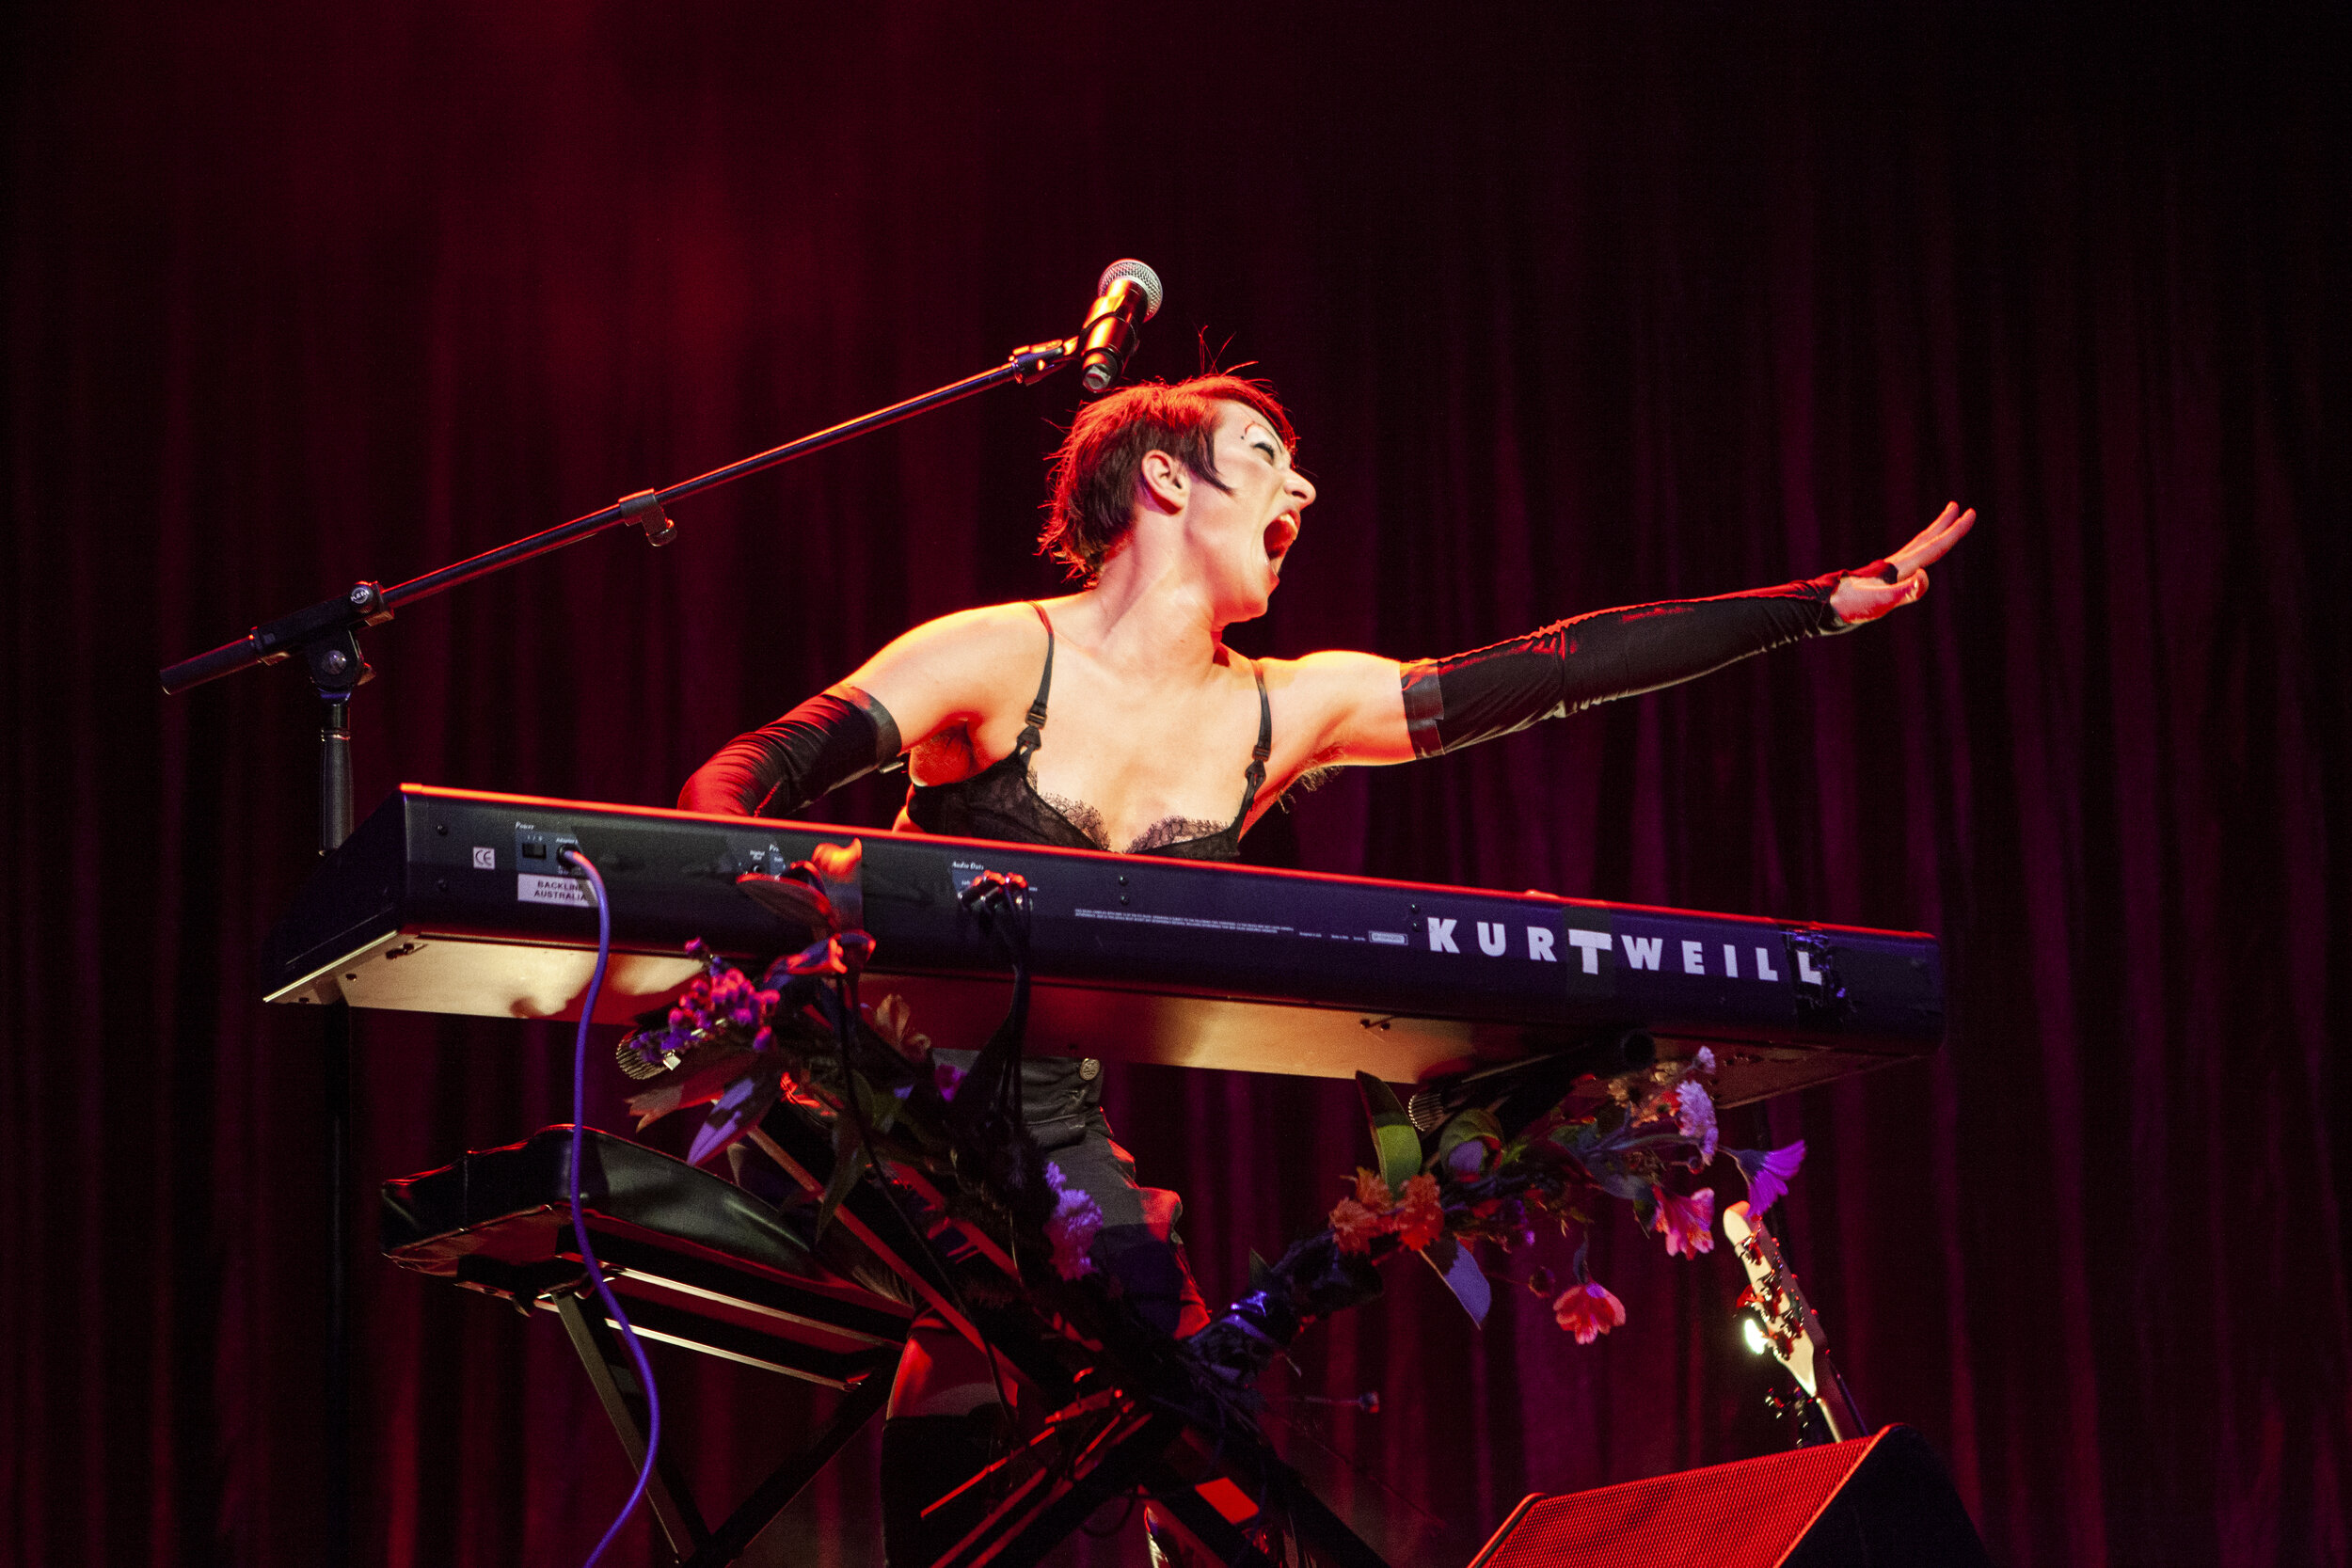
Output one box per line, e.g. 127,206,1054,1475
320,687,358,1568
977,1416,1206,1568
553,1288,895,1567
323,997,352,1568
555,1293,712,1560
1134,1463,1281,1568
942,1406,1391,1568
679,1371,891,1568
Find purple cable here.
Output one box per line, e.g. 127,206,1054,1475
559,847,662,1568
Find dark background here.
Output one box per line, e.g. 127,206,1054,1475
7,3,2346,1563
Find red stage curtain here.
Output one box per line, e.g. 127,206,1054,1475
5,4,2344,1564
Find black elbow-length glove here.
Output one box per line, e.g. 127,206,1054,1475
1400,573,1853,757
676,684,901,816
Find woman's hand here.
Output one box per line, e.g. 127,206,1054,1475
1829,502,1977,625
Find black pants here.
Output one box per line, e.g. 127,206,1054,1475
934,1051,1209,1336
888,1058,1201,1564
737,1055,1205,1563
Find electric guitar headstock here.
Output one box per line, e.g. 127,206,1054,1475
1724,1199,1867,1442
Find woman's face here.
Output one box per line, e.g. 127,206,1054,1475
1187,400,1316,620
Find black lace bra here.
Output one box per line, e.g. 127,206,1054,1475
905,605,1270,862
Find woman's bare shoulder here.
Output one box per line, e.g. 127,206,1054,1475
1258,647,1401,693
874,600,1048,662
1257,648,1412,765
847,600,1053,729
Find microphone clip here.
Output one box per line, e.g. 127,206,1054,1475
1009,337,1077,386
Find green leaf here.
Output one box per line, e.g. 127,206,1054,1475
1434,1108,1504,1171
813,1115,869,1239
848,1070,899,1136
1421,1236,1491,1328
1581,1150,1653,1206
1550,1108,1618,1158
1356,1072,1422,1193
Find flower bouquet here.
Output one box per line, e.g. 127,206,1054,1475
618,842,1806,1396
1189,1055,1806,1378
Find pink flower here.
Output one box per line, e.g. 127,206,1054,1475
784,936,848,976
1328,1197,1390,1255
866,992,931,1064
1552,1280,1628,1343
1391,1174,1447,1251
1674,1081,1719,1163
1649,1186,1716,1259
1043,1163,1103,1280
1734,1140,1806,1220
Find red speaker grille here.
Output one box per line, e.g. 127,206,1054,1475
1475,1434,1881,1568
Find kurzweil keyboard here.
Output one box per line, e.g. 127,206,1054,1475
263,786,1944,1103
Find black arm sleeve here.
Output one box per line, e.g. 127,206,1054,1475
1399,573,1851,757
676,683,903,816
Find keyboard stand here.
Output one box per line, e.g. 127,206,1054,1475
383,1121,1391,1568
554,1288,893,1565
383,1125,914,1565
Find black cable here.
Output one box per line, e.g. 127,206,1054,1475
823,967,1013,1424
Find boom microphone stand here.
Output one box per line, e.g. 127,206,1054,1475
160,318,1097,1565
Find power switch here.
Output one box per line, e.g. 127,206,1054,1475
513,822,580,876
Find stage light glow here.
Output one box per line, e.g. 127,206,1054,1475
1742,1316,1771,1355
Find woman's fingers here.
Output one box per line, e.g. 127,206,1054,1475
1830,562,1936,624
1892,504,1975,576
1831,507,1968,622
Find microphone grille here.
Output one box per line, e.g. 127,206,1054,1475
1096,258,1164,320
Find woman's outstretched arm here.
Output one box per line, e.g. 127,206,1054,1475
1295,504,1975,768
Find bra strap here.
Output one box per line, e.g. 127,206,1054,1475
1018,603,1055,752
1234,660,1273,818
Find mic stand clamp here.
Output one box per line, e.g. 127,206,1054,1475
617,491,675,546
1010,337,1077,385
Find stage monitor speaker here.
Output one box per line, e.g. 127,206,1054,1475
1468,1425,1990,1568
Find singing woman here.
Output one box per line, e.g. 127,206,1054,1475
678,372,1972,1561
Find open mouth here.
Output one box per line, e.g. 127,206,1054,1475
1263,515,1299,572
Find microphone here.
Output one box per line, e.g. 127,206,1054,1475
1077,259,1164,396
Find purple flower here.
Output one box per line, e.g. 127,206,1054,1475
1674,1081,1719,1163
933,1058,967,1101
1733,1140,1806,1220
1043,1163,1104,1280
1444,1138,1492,1180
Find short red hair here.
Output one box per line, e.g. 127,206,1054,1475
1039,374,1297,579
